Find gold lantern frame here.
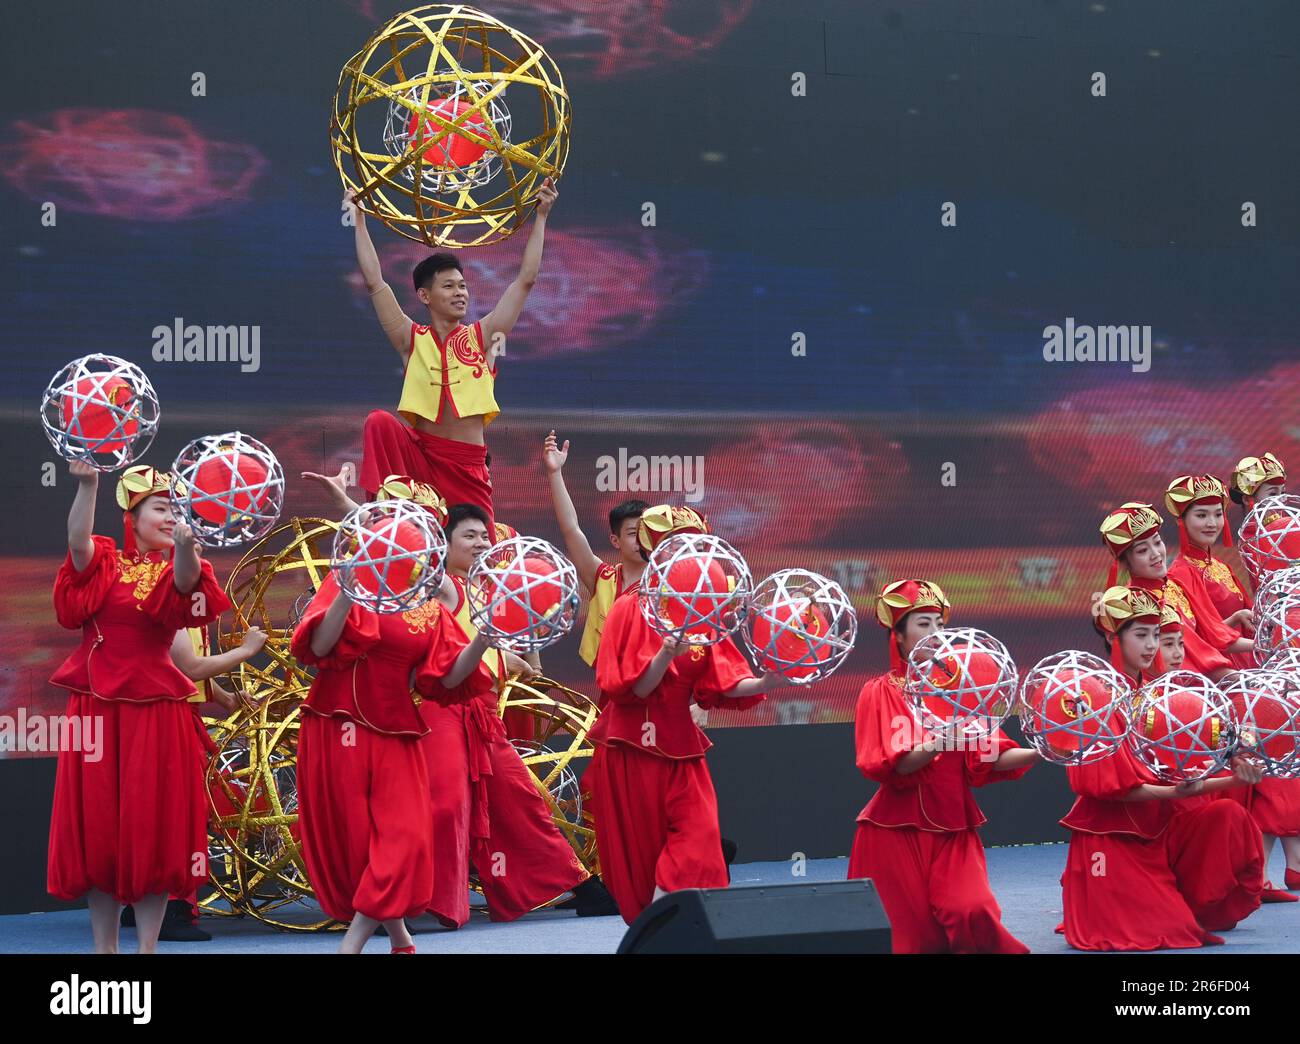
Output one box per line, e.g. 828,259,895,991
330,3,571,247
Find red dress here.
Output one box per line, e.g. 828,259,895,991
846,672,1031,954
47,535,231,904
590,592,761,925
1130,573,1236,676
1059,744,1263,950
290,572,489,923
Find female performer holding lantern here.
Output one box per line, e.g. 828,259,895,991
1099,502,1252,680
847,580,1035,954
591,519,790,924
290,498,497,954
1059,587,1264,951
48,463,232,953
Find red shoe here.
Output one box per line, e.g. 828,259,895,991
1202,933,1226,946
1261,883,1299,903
1286,867,1300,890
391,944,417,954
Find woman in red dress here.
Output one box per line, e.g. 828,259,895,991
847,580,1036,954
1060,585,1264,950
1099,502,1252,679
1165,475,1256,669
290,524,496,954
48,462,232,953
589,515,789,924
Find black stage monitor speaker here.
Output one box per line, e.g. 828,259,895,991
617,879,891,954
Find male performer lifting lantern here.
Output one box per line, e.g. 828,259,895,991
345,177,559,526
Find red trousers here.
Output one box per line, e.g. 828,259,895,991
360,410,493,524
1226,780,1300,837
589,743,729,925
1061,800,1263,951
296,714,434,923
48,692,208,905
421,698,587,926
848,820,1029,954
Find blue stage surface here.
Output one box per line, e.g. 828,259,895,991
3,845,1297,954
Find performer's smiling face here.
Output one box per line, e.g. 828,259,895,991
1119,621,1159,674
417,268,469,321
1184,503,1224,548
447,517,492,575
1159,631,1185,670
1123,534,1166,580
130,494,175,552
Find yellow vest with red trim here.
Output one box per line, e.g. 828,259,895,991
450,575,505,680
578,563,625,667
397,321,500,427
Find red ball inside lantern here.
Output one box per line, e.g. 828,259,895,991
190,451,270,524
1140,689,1223,764
659,555,732,636
352,518,426,595
1026,669,1121,756
752,599,832,680
1252,515,1300,573
407,98,490,169
921,645,1007,723
62,375,137,451
488,556,562,634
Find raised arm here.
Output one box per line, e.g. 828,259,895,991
346,188,414,361
67,460,98,572
479,177,557,362
300,464,362,517
542,429,602,594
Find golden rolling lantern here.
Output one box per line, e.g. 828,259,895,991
492,674,601,878
331,3,571,247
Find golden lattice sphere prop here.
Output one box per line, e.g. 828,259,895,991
494,674,601,875
220,517,339,703
331,3,571,247
201,686,329,931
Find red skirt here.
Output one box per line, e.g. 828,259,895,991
296,713,433,923
421,699,586,926
848,820,1028,954
47,692,208,904
1061,800,1263,951
589,743,728,925
359,410,493,525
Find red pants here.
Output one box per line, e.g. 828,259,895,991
848,820,1029,954
296,714,434,923
1226,780,1300,837
1061,800,1264,951
360,410,493,524
48,692,208,905
421,698,587,926
589,743,729,925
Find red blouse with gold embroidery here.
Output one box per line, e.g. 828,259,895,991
291,571,491,737
1168,546,1251,623
1129,574,1233,675
50,534,231,703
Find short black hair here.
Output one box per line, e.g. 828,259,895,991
609,499,648,535
446,502,491,537
412,252,463,292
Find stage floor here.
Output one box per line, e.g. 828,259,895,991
3,843,1297,954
